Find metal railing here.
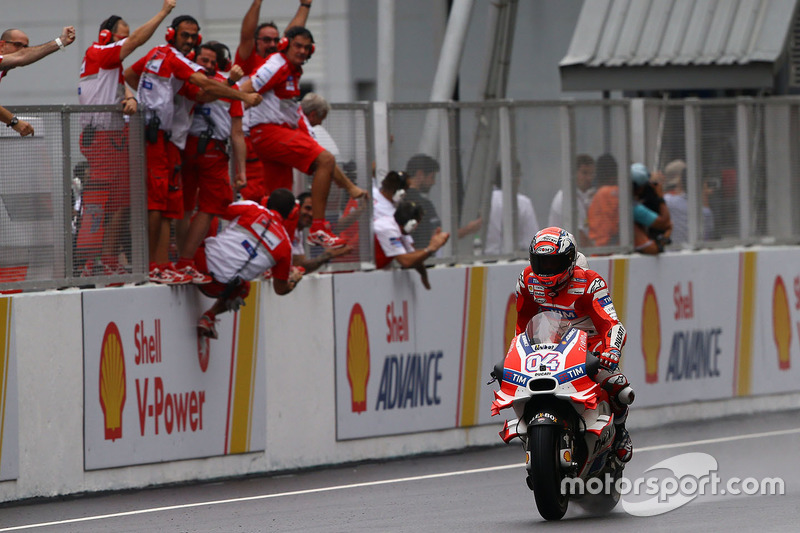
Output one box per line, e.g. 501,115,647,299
2,97,799,291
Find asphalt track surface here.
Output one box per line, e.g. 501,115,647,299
1,409,798,532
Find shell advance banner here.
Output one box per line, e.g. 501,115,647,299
332,249,800,440
0,296,19,481
83,284,266,469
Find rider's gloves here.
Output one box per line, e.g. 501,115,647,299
598,348,621,371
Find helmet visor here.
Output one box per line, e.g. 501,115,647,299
530,254,572,276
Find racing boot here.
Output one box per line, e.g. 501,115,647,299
612,406,633,463
599,372,634,463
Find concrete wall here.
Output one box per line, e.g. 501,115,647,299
3,246,800,502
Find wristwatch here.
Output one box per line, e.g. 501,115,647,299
7,116,18,128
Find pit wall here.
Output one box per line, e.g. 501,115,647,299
1,246,799,502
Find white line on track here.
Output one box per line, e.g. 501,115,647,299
3,426,799,531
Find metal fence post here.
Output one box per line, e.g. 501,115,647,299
61,106,73,280
736,100,752,241
684,100,700,246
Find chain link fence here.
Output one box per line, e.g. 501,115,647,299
2,97,799,289
0,106,146,293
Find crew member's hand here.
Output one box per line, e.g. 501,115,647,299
228,64,244,84
427,227,450,251
13,119,34,137
122,97,137,115
162,0,177,14
242,92,262,108
234,170,247,191
60,26,76,47
598,348,620,371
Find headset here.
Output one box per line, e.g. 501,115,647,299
277,26,315,60
165,15,202,46
394,201,422,235
98,15,122,45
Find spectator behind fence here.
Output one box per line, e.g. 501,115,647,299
291,192,353,273
630,163,672,255
78,1,177,277
548,153,595,246
484,161,540,255
662,159,716,246
587,153,621,247
235,0,312,203
195,189,304,340
0,25,76,84
373,200,450,290
175,42,248,285
124,14,261,285
240,27,367,249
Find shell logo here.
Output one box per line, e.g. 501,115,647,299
346,304,370,413
99,322,126,441
503,293,517,353
641,284,661,383
772,276,791,370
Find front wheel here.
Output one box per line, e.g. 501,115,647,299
528,424,569,520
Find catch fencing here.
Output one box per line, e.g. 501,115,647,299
2,97,799,291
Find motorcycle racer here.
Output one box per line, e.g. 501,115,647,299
514,226,634,462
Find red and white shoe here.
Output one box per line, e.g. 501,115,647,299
197,312,219,339
307,220,347,249
178,264,213,285
149,265,192,285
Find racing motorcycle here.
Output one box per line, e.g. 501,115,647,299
489,311,632,520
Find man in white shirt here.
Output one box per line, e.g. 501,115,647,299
484,162,540,255
548,154,596,246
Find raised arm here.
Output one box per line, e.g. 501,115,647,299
236,0,263,62
0,26,75,70
285,0,313,34
119,0,176,60
188,71,262,106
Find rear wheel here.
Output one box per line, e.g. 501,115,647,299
528,424,569,520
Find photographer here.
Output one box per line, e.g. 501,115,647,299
630,163,672,254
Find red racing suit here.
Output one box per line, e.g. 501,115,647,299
515,265,627,356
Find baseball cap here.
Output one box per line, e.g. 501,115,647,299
630,163,650,187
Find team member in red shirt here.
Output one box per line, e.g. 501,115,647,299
0,26,76,83
77,0,177,276
124,15,262,284
515,227,634,462
241,26,367,249
195,189,303,339
176,42,248,285
234,0,312,203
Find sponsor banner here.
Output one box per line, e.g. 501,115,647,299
0,297,19,481
747,249,800,395
83,284,266,469
621,253,738,407
333,268,467,440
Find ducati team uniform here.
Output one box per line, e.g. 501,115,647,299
78,38,130,207
130,44,203,219
247,51,322,189
180,74,244,215
515,264,626,356
197,200,293,286
373,214,414,269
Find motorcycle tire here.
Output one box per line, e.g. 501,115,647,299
528,424,569,520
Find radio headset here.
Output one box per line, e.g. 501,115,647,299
98,15,123,45
166,15,202,60
276,26,315,62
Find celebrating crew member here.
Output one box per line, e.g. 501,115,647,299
0,25,76,83
176,41,248,284
195,188,303,339
240,26,367,249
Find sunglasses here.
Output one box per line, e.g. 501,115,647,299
257,36,280,44
4,40,28,48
